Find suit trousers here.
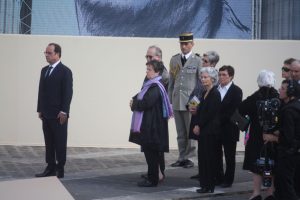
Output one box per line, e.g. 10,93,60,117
42,118,68,169
143,146,159,185
198,135,218,189
173,110,196,161
216,140,237,184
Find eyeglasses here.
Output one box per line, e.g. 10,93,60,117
282,67,290,72
202,59,209,63
145,55,153,59
44,51,55,55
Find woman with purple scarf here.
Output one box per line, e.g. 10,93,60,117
129,60,173,187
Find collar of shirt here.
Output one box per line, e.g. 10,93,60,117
181,51,192,60
48,60,60,74
218,81,233,100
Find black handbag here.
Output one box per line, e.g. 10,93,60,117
230,109,250,132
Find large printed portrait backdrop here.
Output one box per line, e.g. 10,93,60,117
75,0,251,39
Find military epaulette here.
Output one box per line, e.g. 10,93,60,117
172,53,180,57
195,53,200,57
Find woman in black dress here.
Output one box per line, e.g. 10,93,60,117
192,67,221,193
239,70,279,200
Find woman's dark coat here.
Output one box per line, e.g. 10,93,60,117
129,83,169,152
239,87,278,173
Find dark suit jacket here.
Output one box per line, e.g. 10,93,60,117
219,83,243,142
196,86,221,138
37,62,73,119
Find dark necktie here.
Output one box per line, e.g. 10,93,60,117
45,66,53,78
181,56,187,66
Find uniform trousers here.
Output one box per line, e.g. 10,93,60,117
42,118,68,170
173,110,196,161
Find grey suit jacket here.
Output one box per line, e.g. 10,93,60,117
168,53,202,110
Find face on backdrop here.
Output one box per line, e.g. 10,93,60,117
218,70,232,86
281,64,291,79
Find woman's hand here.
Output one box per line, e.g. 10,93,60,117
193,125,200,135
263,133,278,143
188,105,197,115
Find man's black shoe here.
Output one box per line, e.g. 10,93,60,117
137,179,157,187
35,168,55,177
183,160,194,168
190,174,200,179
170,160,185,167
56,169,64,178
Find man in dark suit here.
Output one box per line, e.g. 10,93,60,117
36,43,73,179
216,65,242,187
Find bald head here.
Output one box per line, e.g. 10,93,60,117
291,60,300,81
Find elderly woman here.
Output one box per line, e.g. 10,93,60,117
202,51,220,67
239,70,279,200
129,60,173,187
192,67,221,193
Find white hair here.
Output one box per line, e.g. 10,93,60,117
257,70,275,88
200,67,219,86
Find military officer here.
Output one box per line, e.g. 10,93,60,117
168,32,202,168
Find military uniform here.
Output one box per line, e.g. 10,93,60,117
168,48,202,163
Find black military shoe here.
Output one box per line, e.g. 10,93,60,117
183,160,194,168
170,160,185,167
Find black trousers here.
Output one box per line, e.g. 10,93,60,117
147,152,165,176
198,135,218,189
275,152,300,200
42,118,68,170
143,146,159,185
216,140,237,184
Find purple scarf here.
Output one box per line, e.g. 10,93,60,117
130,76,173,133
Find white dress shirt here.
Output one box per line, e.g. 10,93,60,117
218,81,233,101
48,60,61,76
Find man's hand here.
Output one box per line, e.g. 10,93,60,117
193,125,200,135
57,112,67,125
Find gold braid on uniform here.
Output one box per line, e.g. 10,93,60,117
170,63,180,78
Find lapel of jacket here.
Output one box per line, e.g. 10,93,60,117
49,62,62,78
222,83,234,103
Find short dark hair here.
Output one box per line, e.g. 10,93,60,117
146,60,164,74
48,43,62,58
219,65,235,77
284,58,296,65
